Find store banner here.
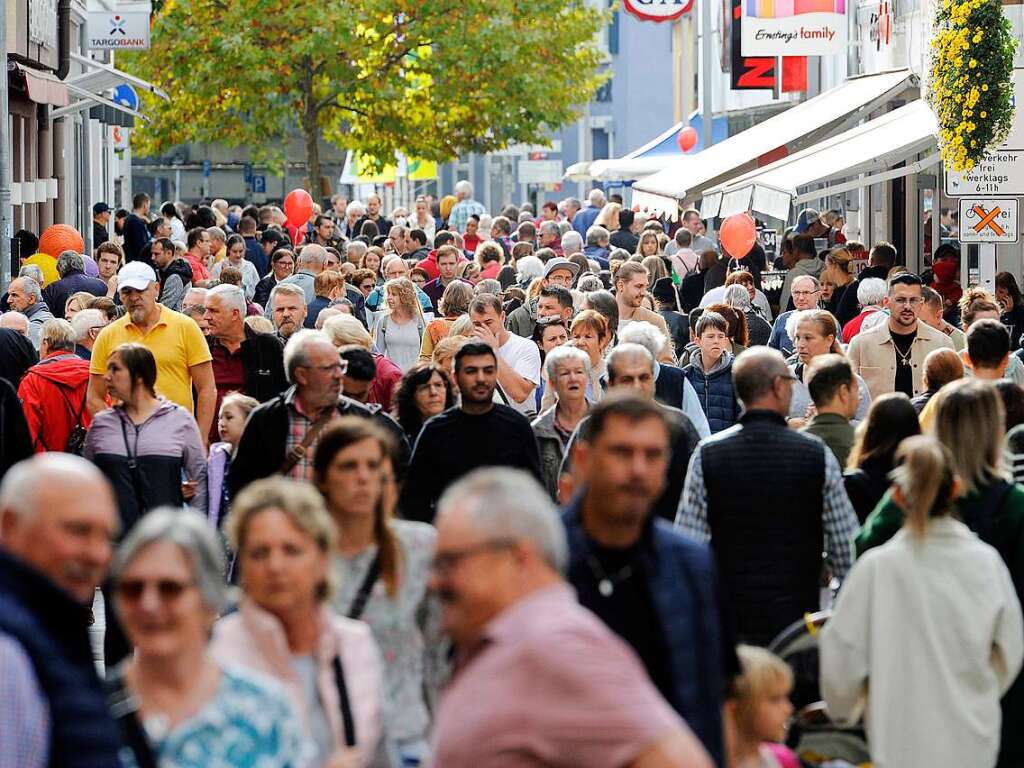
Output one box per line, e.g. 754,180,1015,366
741,0,846,56
86,1,152,50
730,0,808,91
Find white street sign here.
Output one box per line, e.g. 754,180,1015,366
946,151,1024,196
518,160,563,185
957,198,1019,243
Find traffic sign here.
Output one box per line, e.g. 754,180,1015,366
243,163,253,184
518,159,562,185
202,160,211,178
112,84,139,112
252,175,266,194
946,151,1024,196
957,198,1019,243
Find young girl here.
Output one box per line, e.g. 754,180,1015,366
725,645,799,768
207,392,259,529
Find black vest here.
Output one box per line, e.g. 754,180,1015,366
701,409,825,646
0,550,123,766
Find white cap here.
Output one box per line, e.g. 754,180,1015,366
117,261,157,292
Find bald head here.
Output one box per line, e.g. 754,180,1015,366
299,243,328,274
0,454,118,603
0,311,29,336
733,347,792,413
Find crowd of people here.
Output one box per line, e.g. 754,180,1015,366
1,185,1023,768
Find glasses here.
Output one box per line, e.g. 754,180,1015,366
791,290,821,297
304,360,349,375
116,578,195,603
891,297,923,306
431,539,517,576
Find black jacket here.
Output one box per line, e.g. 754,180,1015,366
843,455,893,523
0,377,33,478
123,213,151,264
43,271,110,320
229,389,410,497
210,325,288,404
0,328,39,386
253,274,278,308
659,310,689,359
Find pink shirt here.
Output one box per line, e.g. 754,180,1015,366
432,584,683,767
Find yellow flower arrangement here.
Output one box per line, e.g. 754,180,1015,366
929,0,1016,171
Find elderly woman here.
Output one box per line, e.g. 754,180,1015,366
315,419,445,766
531,346,591,499
324,313,402,412
787,309,871,425
393,363,456,443
211,478,387,768
570,309,612,403
841,277,888,343
107,508,307,765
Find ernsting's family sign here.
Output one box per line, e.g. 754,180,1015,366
741,0,847,55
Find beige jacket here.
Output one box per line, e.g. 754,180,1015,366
846,319,955,397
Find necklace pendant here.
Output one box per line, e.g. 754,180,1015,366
598,578,614,597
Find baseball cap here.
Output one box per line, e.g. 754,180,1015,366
794,208,820,234
544,257,580,279
117,261,157,292
93,202,111,215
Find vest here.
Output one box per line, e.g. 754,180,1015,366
683,359,737,433
0,549,123,767
654,364,688,409
700,410,825,646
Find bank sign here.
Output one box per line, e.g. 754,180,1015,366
624,0,695,22
741,0,846,55
86,2,151,50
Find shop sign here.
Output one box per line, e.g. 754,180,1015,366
87,3,151,50
624,0,695,21
741,0,847,56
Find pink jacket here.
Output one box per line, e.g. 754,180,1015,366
211,600,385,765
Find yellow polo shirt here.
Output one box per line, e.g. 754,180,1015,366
90,305,212,410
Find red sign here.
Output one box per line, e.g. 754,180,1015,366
729,0,807,91
624,0,694,22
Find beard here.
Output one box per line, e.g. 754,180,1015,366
129,306,148,325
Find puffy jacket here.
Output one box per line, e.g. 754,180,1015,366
17,351,92,452
84,398,207,533
683,349,741,433
157,258,194,312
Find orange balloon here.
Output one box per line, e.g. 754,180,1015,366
38,224,85,258
719,214,756,259
677,126,698,152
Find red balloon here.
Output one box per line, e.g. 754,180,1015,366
719,213,756,259
283,188,314,229
677,126,698,153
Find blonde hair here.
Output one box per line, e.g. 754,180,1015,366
475,241,504,269
384,277,423,320
635,231,661,258
432,334,469,369
594,202,622,230
227,477,338,601
641,255,668,287
792,309,843,355
889,435,957,537
244,315,276,334
526,276,546,301
220,392,258,419
323,313,372,350
931,378,1007,494
448,314,474,337
731,645,793,725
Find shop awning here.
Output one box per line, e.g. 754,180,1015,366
50,52,169,122
703,100,939,221
13,65,70,107
631,68,919,220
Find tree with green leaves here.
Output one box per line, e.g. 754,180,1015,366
124,0,609,188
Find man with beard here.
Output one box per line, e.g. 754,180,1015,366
614,262,675,362
847,273,954,398
87,262,216,442
268,283,308,342
399,341,543,523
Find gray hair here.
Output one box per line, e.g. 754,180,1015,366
315,307,343,329
269,282,307,308
587,188,606,208
323,314,371,349
617,321,668,361
857,276,887,307
565,197,582,211
577,274,603,293
475,279,502,296
516,255,544,283
454,179,474,198
111,507,227,613
71,308,106,341
206,284,246,316
724,284,751,310
585,225,609,247
40,318,76,352
0,453,108,521
298,244,327,268
437,468,568,572
0,312,29,335
14,277,41,303
184,287,208,305
561,230,584,256
18,264,43,284
56,251,85,278
606,342,654,380
346,240,368,260
544,344,591,381
539,220,560,238
792,274,820,293
206,226,226,243
346,200,366,218
283,328,333,384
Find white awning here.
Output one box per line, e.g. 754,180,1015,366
50,52,169,120
565,156,682,183
705,100,939,221
630,68,919,220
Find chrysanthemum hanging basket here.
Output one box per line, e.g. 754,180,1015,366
928,0,1017,172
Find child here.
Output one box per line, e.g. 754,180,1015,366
207,392,259,529
683,310,742,432
725,645,799,768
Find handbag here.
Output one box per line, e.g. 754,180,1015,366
278,408,335,476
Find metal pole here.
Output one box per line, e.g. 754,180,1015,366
701,0,713,151
0,4,12,290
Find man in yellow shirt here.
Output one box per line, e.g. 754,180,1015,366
87,262,216,444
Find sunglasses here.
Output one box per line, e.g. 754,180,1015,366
116,578,195,603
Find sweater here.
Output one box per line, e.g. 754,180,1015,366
399,405,543,523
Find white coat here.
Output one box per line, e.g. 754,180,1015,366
820,518,1024,768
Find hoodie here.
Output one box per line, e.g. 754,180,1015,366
17,352,92,452
683,349,741,433
158,258,194,312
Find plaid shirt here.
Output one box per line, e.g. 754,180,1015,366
675,441,858,581
284,389,337,482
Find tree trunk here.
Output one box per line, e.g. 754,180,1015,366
300,57,321,198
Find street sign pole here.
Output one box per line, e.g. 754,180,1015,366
0,3,12,291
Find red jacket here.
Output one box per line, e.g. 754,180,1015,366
369,352,403,413
18,352,93,452
416,250,440,281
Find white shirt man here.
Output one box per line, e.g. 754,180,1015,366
470,294,542,417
